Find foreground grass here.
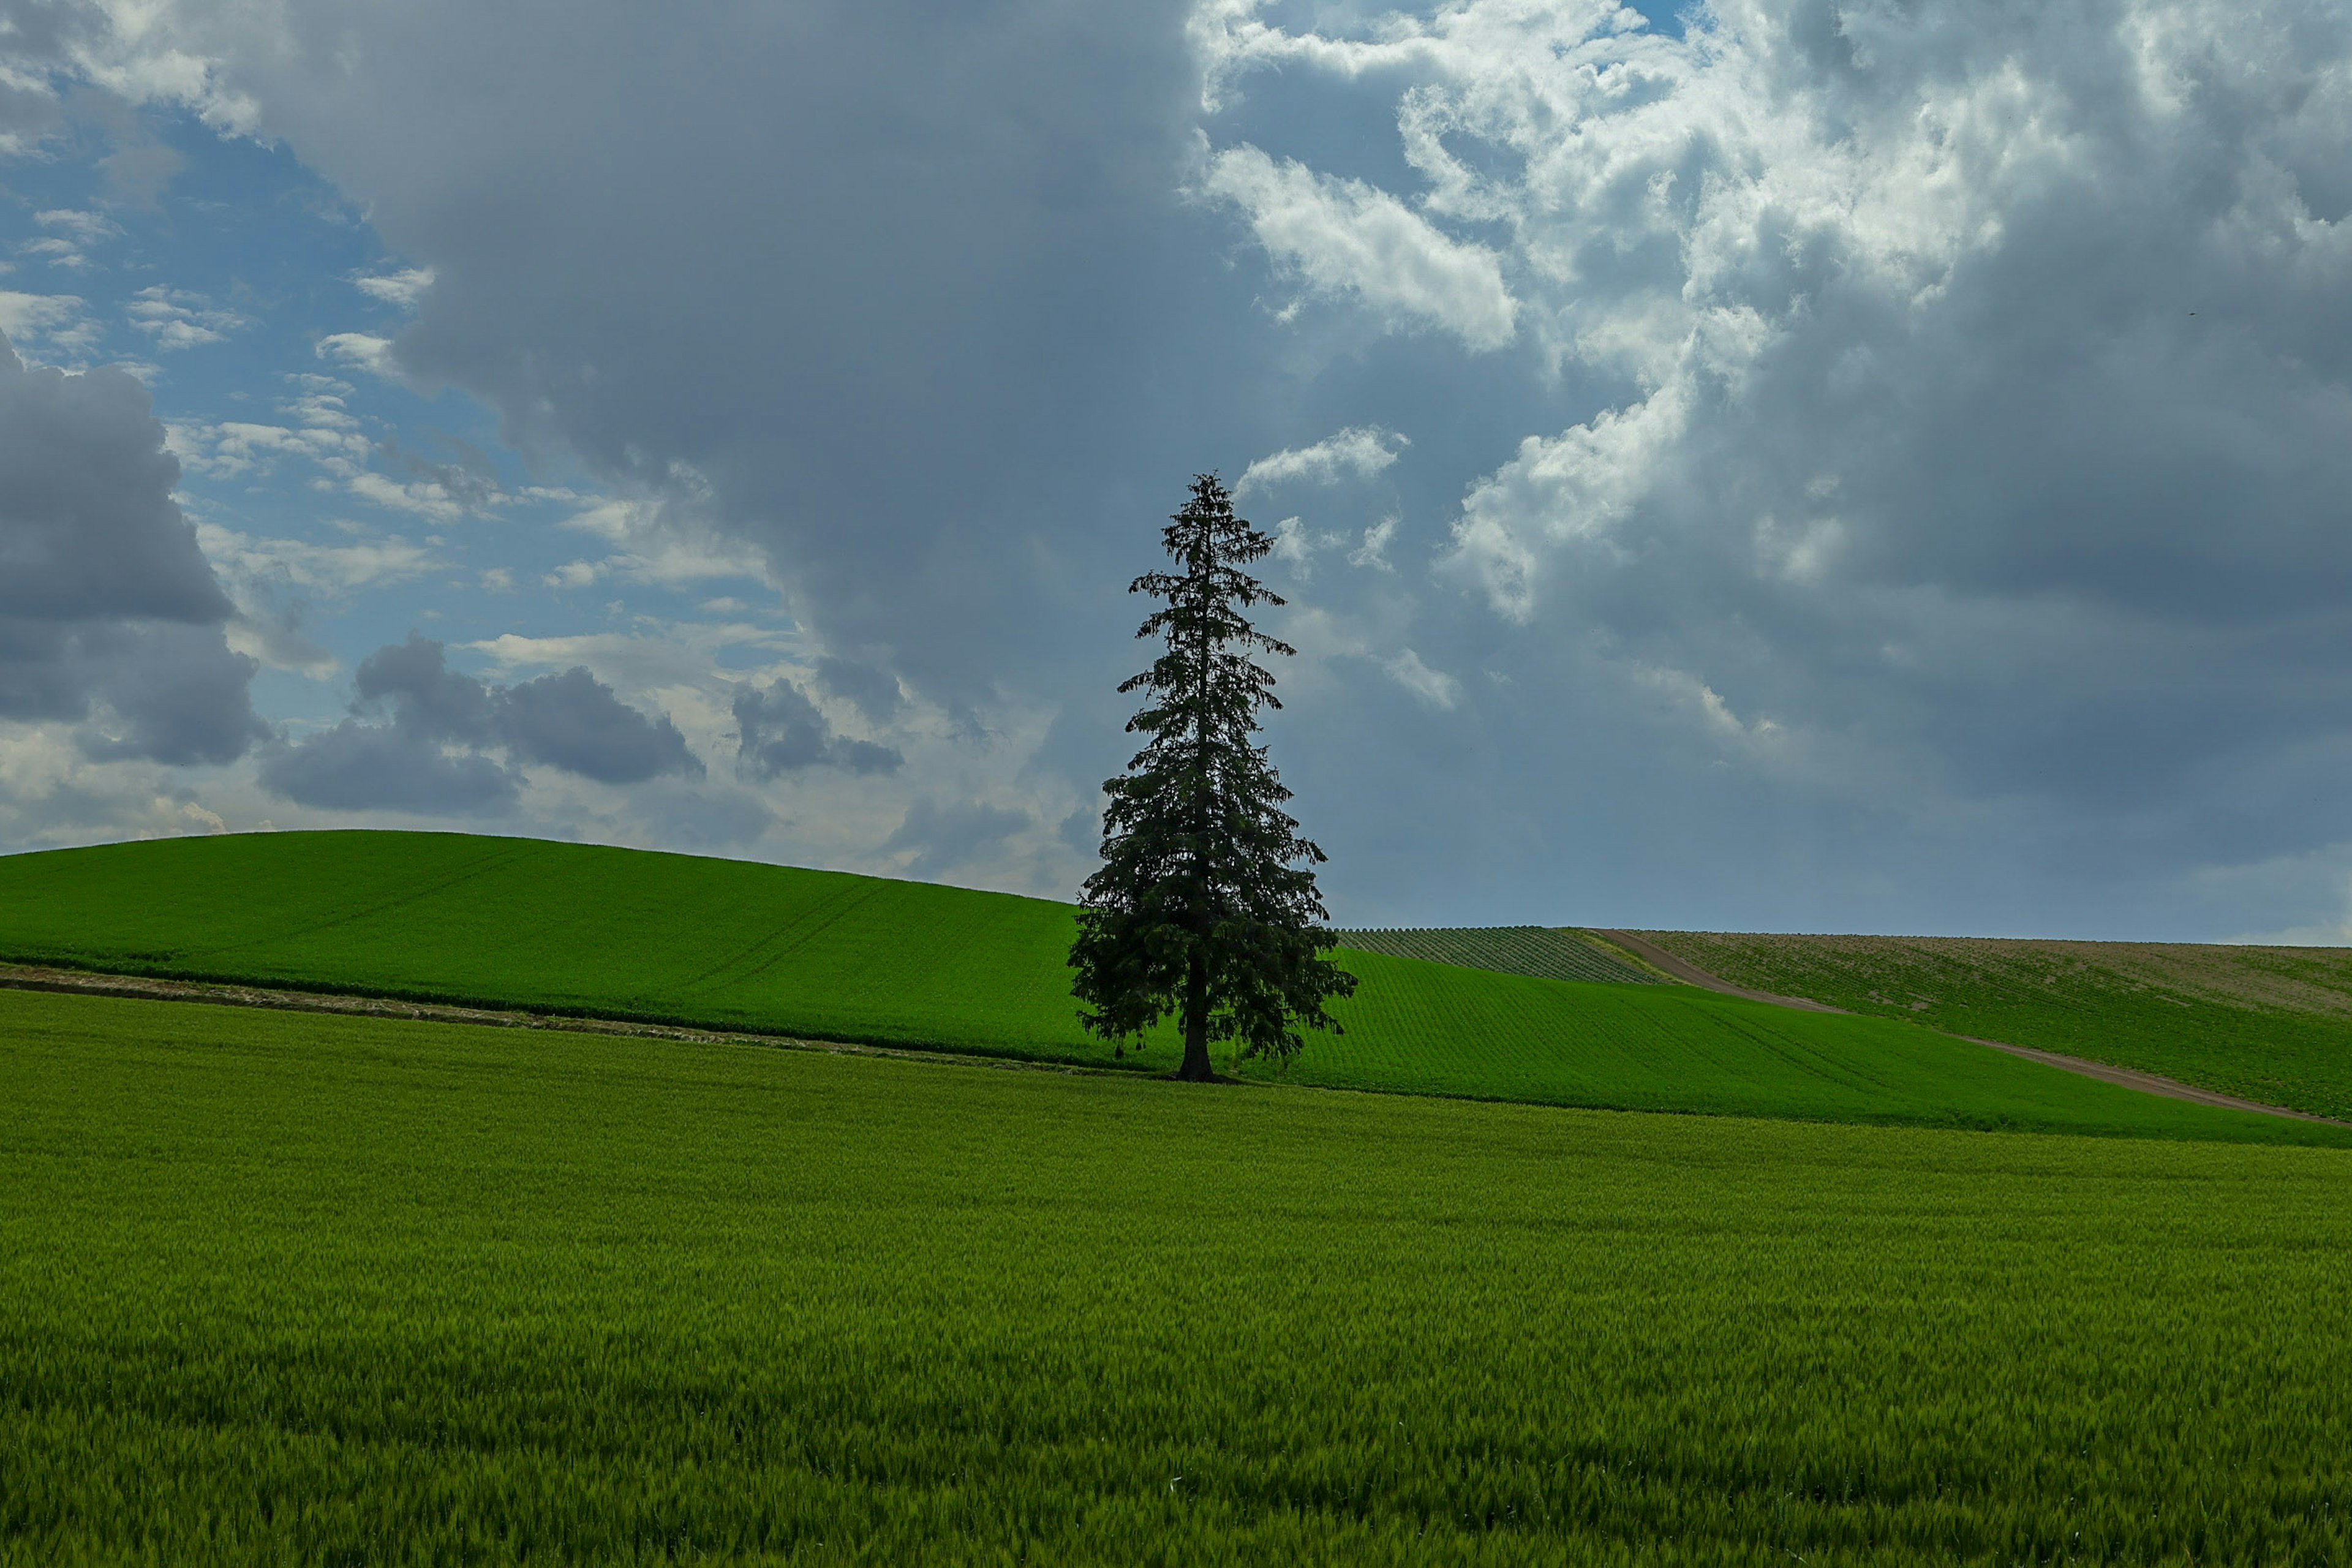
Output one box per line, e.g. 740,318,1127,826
3,986,2350,1564
1634,930,2352,1121
0,831,2337,1142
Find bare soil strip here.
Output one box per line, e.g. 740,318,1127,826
1590,932,2340,1125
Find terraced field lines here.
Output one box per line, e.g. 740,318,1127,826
1335,925,1663,986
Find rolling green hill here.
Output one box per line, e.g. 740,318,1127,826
0,830,2337,1142
1635,930,2352,1123
4,984,2348,1563
0,830,1087,1055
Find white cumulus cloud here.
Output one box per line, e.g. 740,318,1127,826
1197,143,1518,351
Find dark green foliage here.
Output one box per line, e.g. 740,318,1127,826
1071,475,1355,1079
0,831,2344,1142
4,985,2352,1564
1337,925,1664,986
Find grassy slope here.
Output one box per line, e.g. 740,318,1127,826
0,830,2337,1144
1634,930,2352,1122
3,986,2349,1565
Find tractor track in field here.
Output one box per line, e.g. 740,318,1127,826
1590,930,2345,1126
0,962,1125,1081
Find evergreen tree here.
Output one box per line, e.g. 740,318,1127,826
1070,473,1355,1082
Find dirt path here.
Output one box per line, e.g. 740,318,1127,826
1591,930,1850,1012
1590,931,2340,1125
1940,1034,2343,1123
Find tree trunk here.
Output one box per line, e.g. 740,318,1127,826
1178,951,1213,1082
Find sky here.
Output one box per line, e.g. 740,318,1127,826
0,0,2349,941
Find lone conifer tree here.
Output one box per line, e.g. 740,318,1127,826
1071,473,1355,1081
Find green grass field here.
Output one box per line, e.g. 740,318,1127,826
1635,930,2352,1122
2,985,2348,1564
0,831,2338,1143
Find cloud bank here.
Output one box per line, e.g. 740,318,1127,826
1190,0,2352,926
0,330,262,766
262,634,700,813
6,0,2352,938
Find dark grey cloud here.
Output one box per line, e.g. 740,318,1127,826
883,797,1032,879
263,634,698,810
0,2,88,146
734,678,901,778
0,331,263,764
261,635,515,812
353,633,497,744
500,666,699,784
76,622,271,767
259,719,518,815
814,656,903,725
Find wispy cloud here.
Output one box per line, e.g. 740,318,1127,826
316,333,394,376
1348,515,1399,574
546,497,773,590
0,291,100,356
35,210,122,246
168,419,371,481
1236,425,1408,496
195,521,439,596
20,237,89,270
1382,649,1460,710
352,267,434,310
127,286,249,350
